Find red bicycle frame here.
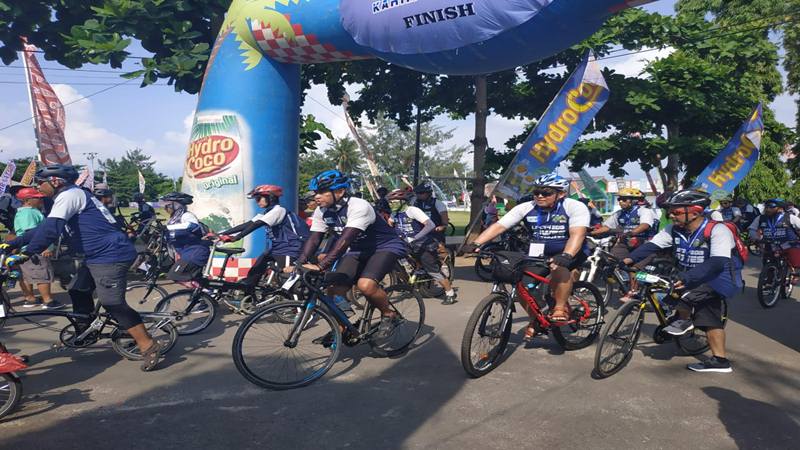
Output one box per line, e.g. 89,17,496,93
514,270,592,329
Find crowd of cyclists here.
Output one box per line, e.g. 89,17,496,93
1,163,799,382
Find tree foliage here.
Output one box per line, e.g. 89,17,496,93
100,148,175,203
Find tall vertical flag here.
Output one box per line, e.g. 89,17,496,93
19,160,37,186
691,103,764,200
577,169,606,200
495,52,609,200
21,38,72,165
138,170,146,194
0,162,16,194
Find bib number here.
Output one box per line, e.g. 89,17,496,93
528,243,545,257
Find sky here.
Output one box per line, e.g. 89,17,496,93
0,0,796,182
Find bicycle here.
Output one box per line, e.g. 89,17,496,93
580,236,629,306
460,250,604,378
756,243,797,308
232,269,425,389
739,229,762,257
126,221,172,307
593,267,724,378
398,245,455,298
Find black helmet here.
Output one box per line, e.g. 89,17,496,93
160,191,193,205
93,187,113,198
662,189,711,209
35,164,79,183
414,182,433,194
132,192,145,202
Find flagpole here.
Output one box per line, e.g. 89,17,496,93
20,43,42,163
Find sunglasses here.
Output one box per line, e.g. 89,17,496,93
532,189,557,197
618,197,637,201
765,204,778,209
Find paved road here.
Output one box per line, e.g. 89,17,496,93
1,260,798,449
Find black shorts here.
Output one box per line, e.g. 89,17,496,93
521,251,588,281
680,284,727,329
333,251,401,286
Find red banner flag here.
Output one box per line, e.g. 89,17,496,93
21,38,72,165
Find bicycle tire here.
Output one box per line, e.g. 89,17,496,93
447,222,456,236
552,281,605,350
757,264,781,308
460,293,512,378
155,290,218,335
126,281,168,307
368,285,425,357
593,300,645,378
0,373,22,420
675,299,727,355
232,301,340,390
111,318,179,361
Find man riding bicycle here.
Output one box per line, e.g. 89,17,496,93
413,182,451,261
624,189,741,373
297,169,408,338
591,187,657,302
716,196,742,226
748,198,800,272
386,188,457,305
470,173,590,332
216,184,309,289
4,164,164,371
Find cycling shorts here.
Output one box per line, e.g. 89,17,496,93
333,251,400,286
680,284,726,329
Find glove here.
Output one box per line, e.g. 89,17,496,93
550,253,574,268
218,235,235,243
5,254,29,268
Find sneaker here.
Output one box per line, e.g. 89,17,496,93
442,292,458,305
375,315,402,339
663,319,694,336
688,356,733,373
42,300,66,310
312,331,335,349
22,299,43,308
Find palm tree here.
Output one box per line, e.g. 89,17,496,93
325,137,363,176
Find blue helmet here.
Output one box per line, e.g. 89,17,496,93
309,169,350,192
532,173,569,191
765,198,785,208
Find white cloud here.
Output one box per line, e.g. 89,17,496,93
601,46,675,78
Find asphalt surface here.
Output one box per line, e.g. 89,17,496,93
0,259,798,449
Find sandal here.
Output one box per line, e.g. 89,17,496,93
140,341,164,372
551,305,570,322
523,323,537,342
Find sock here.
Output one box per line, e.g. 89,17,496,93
445,289,455,296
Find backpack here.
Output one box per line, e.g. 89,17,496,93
703,220,748,264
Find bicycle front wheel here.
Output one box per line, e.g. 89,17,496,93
460,293,512,378
155,290,217,335
0,373,22,420
368,285,425,357
552,281,605,350
757,264,781,308
232,302,340,390
593,300,645,378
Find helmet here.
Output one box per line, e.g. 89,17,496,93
16,187,45,200
93,187,113,198
532,173,569,191
414,182,433,194
764,198,785,208
132,192,145,202
387,189,412,201
247,184,283,199
618,187,644,198
719,195,734,203
309,169,350,192
662,189,711,209
160,192,194,205
34,164,79,183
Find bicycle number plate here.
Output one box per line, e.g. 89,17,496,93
282,274,300,291
635,272,660,284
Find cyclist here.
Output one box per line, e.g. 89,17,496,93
748,198,800,272
375,186,391,219
469,173,590,331
297,170,407,338
161,192,211,281
591,187,657,301
216,185,309,288
624,189,741,373
413,182,450,244
93,186,127,231
5,164,164,371
716,196,742,226
386,189,457,305
734,197,759,231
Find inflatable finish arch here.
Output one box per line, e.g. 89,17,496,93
182,0,650,264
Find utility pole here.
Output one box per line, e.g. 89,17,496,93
413,104,421,187
82,152,98,173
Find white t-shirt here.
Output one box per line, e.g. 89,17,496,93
650,223,735,258
166,211,200,231
310,196,376,233
252,205,287,227
602,207,656,229
499,198,590,229
49,187,117,225
404,206,433,224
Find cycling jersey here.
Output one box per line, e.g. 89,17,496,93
251,205,309,257
414,197,447,241
499,198,589,256
311,196,406,255
166,210,211,266
717,206,742,222
603,206,656,238
391,206,432,240
750,213,800,245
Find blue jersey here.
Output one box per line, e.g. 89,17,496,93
518,199,587,256
166,211,211,266
254,205,309,257
617,206,656,238
758,213,799,244
670,220,743,298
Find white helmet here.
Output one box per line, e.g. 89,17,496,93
533,173,569,191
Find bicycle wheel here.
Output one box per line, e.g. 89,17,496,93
474,254,493,281
552,281,605,350
447,222,456,236
593,300,645,378
155,290,217,335
757,264,781,308
111,317,179,361
368,285,425,357
0,373,22,420
675,299,727,355
253,290,299,324
232,302,340,390
460,293,512,378
126,281,168,307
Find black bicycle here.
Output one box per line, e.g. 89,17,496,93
126,220,172,307
232,269,425,389
756,244,797,308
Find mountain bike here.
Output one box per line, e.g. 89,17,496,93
232,269,425,389
461,250,604,378
757,244,797,308
593,268,723,378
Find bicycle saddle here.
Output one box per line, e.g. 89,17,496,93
215,247,246,255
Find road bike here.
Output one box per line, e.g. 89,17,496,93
756,244,798,308
232,269,425,389
593,268,723,378
460,250,604,378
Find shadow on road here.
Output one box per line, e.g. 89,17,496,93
728,282,800,353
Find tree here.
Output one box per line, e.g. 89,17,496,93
101,148,174,203
298,150,332,195
325,137,362,175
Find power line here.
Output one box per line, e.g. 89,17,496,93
0,80,168,86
